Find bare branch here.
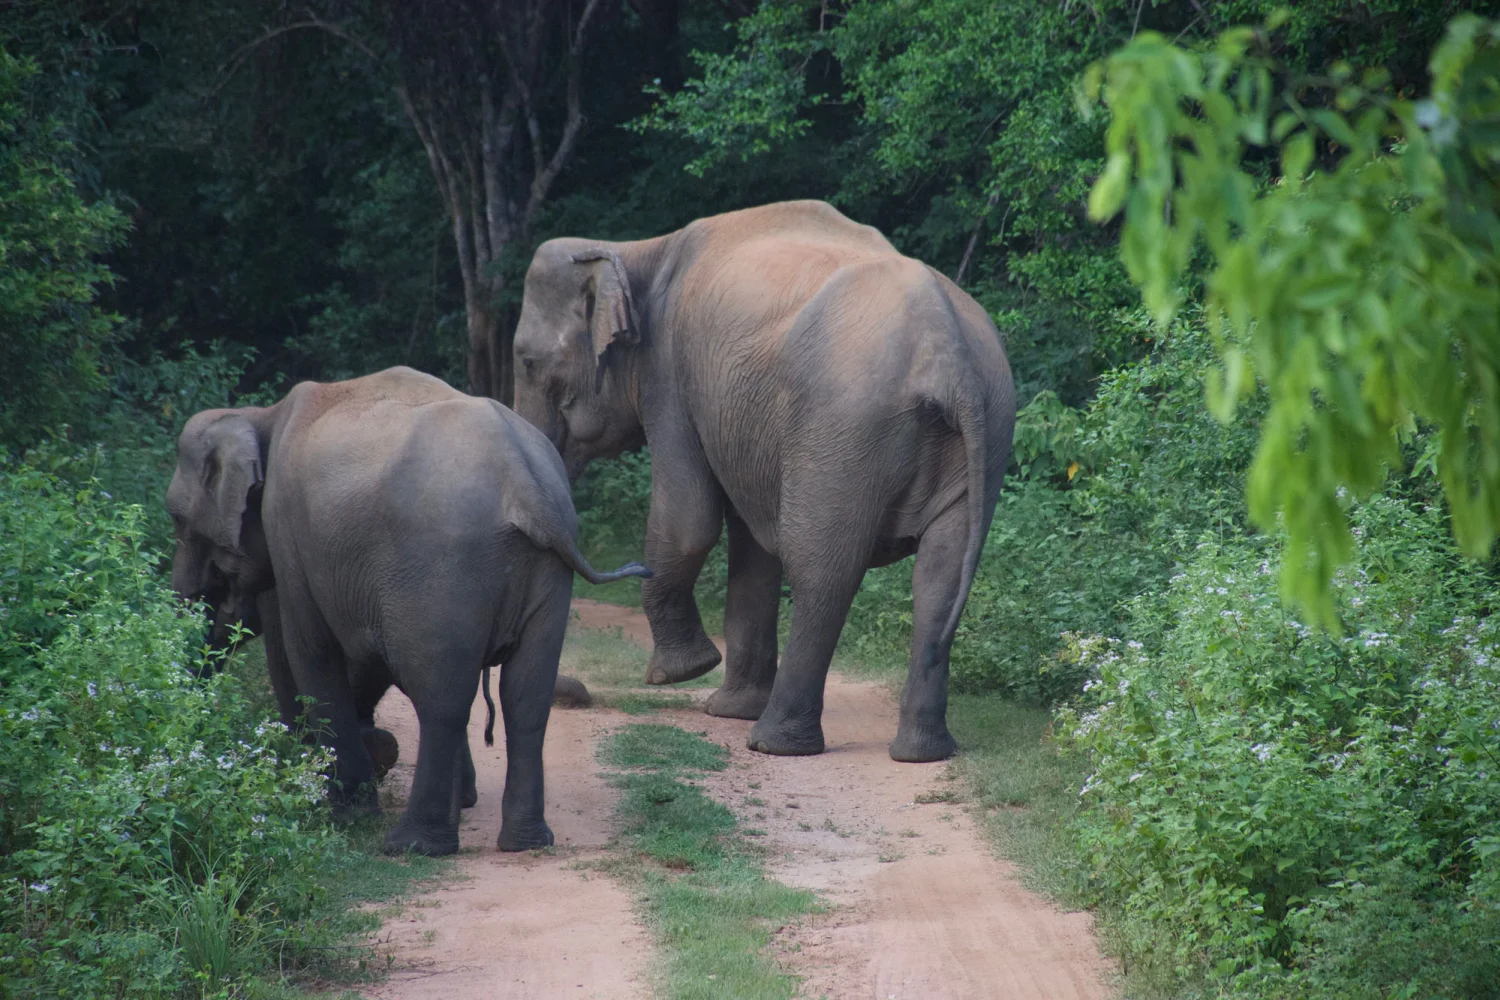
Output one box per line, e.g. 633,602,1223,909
213,16,381,95
522,0,604,234
954,193,1005,286
570,0,606,54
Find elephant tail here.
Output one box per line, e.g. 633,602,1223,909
941,391,988,644
482,665,497,746
551,535,654,585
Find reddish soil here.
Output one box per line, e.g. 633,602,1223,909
357,598,1114,999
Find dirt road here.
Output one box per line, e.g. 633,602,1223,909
361,667,651,999
361,599,1113,999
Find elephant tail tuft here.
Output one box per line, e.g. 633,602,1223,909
481,665,496,747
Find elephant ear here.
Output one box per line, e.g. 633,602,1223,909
199,414,264,553
572,248,639,363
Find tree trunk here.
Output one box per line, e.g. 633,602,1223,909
465,296,498,402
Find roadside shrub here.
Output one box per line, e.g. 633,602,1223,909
0,456,347,998
1061,492,1500,995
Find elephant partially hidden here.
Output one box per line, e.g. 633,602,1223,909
167,366,649,855
513,200,1016,762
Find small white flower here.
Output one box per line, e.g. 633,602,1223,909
1251,743,1272,763
86,682,98,698
29,882,51,894
20,708,39,722
1128,772,1143,783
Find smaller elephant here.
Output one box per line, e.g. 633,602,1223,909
168,366,649,855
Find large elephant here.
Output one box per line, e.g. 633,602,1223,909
167,366,649,855
512,200,1016,762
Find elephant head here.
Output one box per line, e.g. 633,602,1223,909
512,239,646,479
165,409,274,657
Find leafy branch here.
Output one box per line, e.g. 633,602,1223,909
1083,14,1500,629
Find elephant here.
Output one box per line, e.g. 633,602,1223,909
511,199,1016,763
166,366,650,855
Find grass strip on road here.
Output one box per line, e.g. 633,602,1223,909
600,723,817,1000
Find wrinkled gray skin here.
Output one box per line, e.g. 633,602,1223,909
167,367,649,855
513,200,1016,762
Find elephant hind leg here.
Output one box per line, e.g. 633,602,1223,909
888,504,973,763
746,500,876,757
494,570,570,852
705,510,781,720
382,644,485,857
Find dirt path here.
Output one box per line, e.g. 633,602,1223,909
361,668,651,999
360,599,1113,999
568,599,1113,1000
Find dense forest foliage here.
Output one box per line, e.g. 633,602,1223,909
4,1,1499,997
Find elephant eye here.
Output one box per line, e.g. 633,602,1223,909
522,357,536,379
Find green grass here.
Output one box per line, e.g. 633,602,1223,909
605,723,732,772
606,691,698,714
600,724,817,1000
946,694,1088,907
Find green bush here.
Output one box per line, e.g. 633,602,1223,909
0,455,350,998
1060,492,1500,995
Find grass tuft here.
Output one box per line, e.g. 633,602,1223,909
607,691,698,715
604,723,731,773
947,694,1087,906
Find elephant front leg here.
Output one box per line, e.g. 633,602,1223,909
705,512,781,720
256,590,301,728
641,444,725,686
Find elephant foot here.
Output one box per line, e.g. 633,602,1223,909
496,820,554,853
747,715,824,756
888,723,957,763
645,636,722,686
361,727,400,780
383,818,459,857
704,685,771,720
553,674,593,708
